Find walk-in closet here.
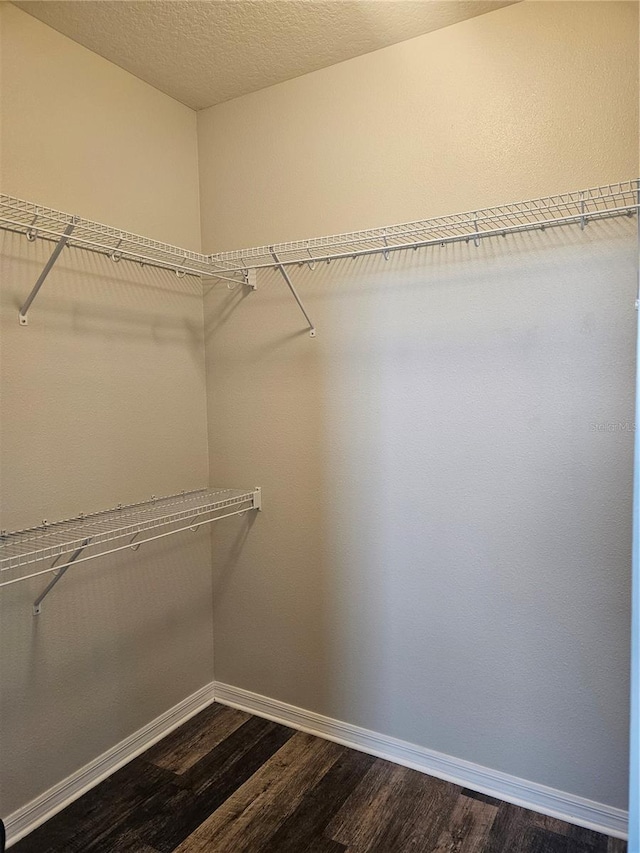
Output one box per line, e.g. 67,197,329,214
0,1,638,851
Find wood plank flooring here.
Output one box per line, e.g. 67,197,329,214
11,703,625,853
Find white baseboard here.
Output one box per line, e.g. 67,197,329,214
4,679,628,847
214,681,628,841
4,681,216,848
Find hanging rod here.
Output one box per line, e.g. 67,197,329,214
0,486,261,613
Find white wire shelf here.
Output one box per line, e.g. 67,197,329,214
206,179,640,274
3,180,637,281
2,180,637,332
0,487,261,611
0,194,222,278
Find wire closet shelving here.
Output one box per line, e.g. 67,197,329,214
209,180,640,272
1,180,638,334
0,195,215,276
0,487,261,613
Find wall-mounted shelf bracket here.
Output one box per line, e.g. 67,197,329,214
32,538,90,615
270,249,316,337
19,221,77,325
245,268,257,290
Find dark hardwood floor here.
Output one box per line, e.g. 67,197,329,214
11,703,626,853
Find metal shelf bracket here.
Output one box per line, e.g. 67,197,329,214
33,538,90,615
270,249,316,337
19,221,77,325
245,268,257,290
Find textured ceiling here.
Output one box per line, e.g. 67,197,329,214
14,0,518,110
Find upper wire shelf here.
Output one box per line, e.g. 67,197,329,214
3,180,637,281
2,180,638,331
206,179,640,274
0,486,261,612
0,194,216,277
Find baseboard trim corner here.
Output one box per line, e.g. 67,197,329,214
4,681,216,848
214,681,628,840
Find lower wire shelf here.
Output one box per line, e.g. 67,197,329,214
0,486,261,613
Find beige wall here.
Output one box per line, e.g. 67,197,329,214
0,3,200,249
198,0,638,251
0,5,210,816
199,0,639,810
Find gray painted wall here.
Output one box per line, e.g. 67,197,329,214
0,237,213,816
0,6,211,816
204,222,635,809
198,1,638,810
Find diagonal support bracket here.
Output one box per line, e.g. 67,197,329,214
33,538,90,615
270,249,316,337
19,221,76,325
